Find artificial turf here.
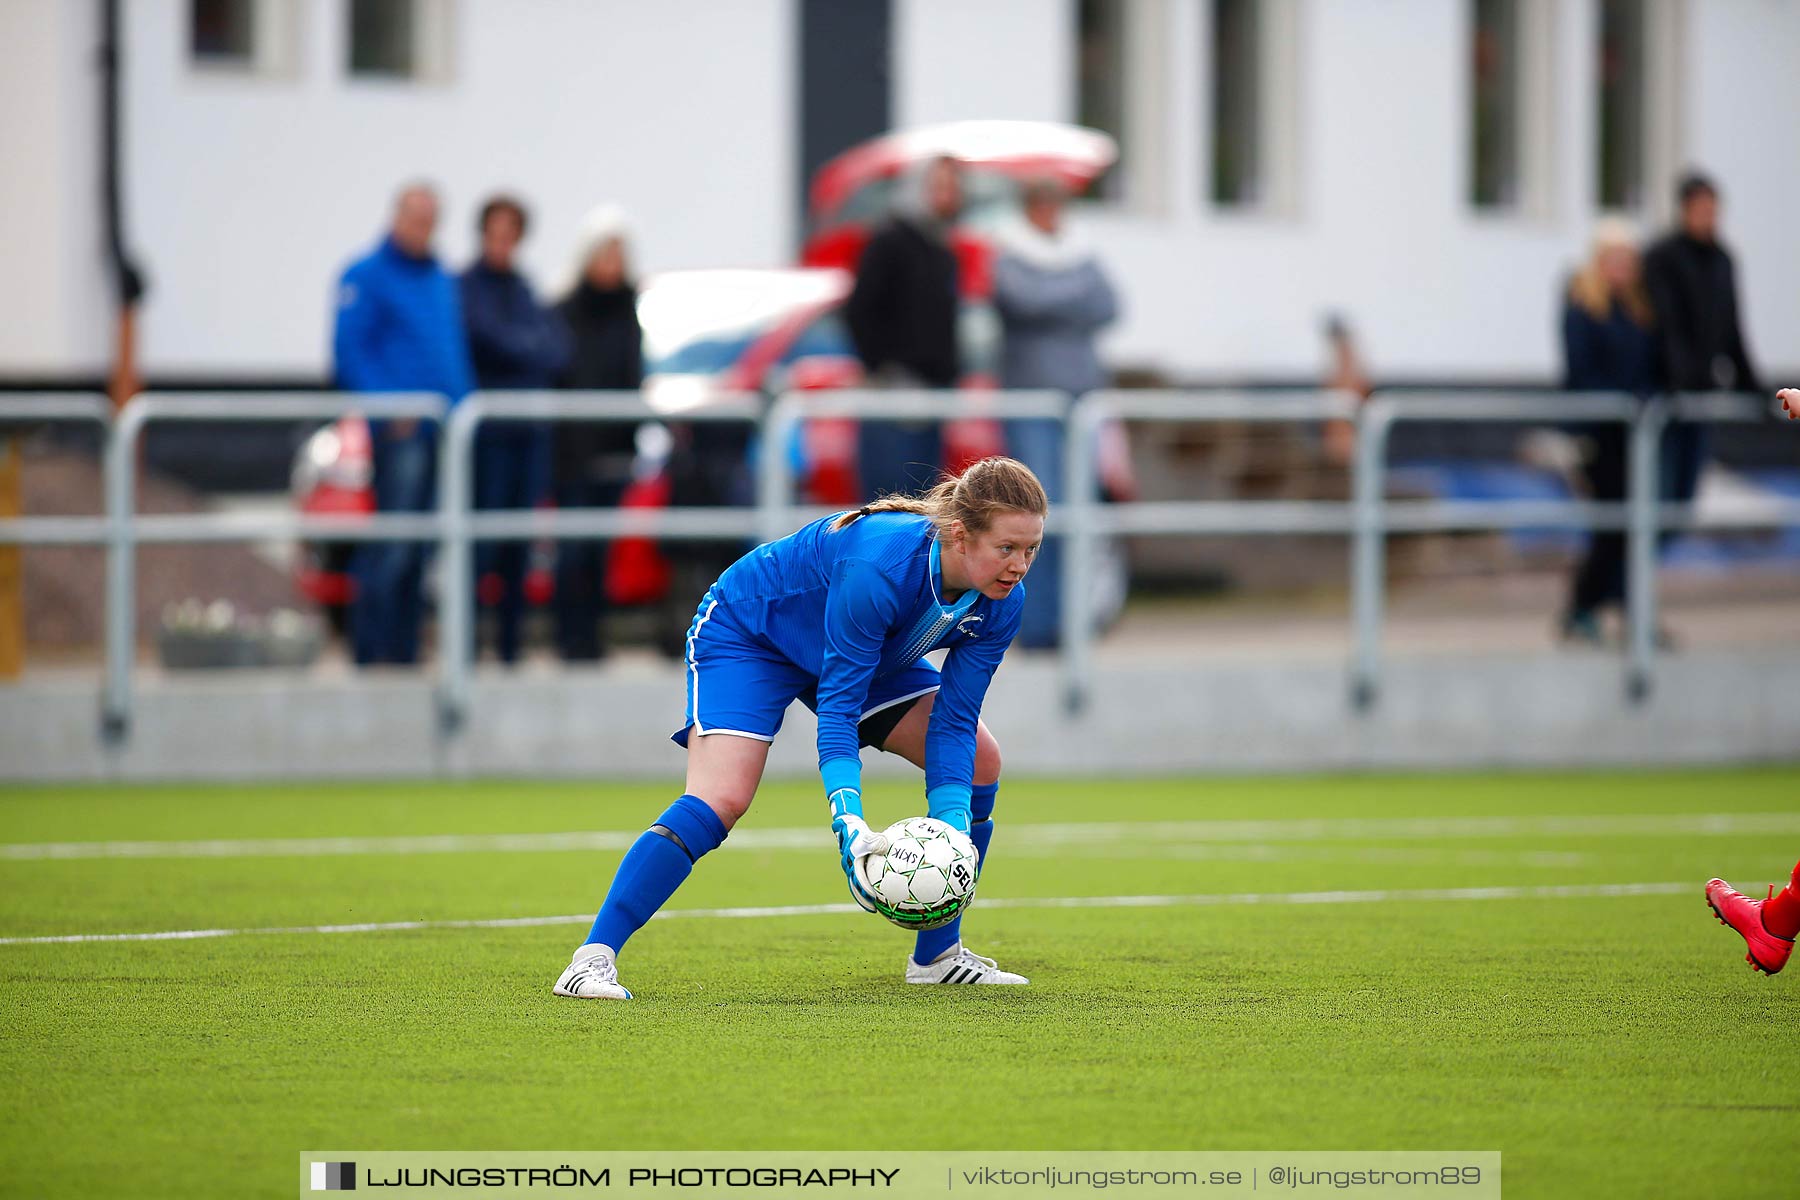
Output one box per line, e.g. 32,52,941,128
2,769,1797,1198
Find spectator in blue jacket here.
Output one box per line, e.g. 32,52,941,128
992,177,1120,649
1559,218,1658,645
333,183,474,665
462,194,571,665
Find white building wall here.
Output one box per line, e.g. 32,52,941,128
116,0,794,375
1683,0,1800,382
0,0,1794,382
893,0,1071,129
899,0,1797,381
0,1,109,375
1070,0,1797,380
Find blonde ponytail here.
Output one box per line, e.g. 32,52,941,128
831,457,1048,536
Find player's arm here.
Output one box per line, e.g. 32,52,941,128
1777,388,1798,420
922,595,1023,832
816,557,903,904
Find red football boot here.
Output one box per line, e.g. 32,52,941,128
1705,878,1794,976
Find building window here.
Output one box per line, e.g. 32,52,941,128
1468,0,1556,218
189,0,300,78
1204,0,1298,215
1596,0,1683,215
191,0,255,64
1596,0,1646,211
1469,0,1522,209
1076,0,1128,200
1209,0,1262,206
349,0,416,77
346,0,452,83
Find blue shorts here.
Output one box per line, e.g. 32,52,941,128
672,593,939,749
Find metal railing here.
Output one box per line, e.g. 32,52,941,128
6,387,1796,751
0,394,115,549
1349,392,1642,710
1353,391,1786,707
1060,390,1364,712
436,390,761,735
99,393,446,742
757,389,1068,542
1625,392,1781,699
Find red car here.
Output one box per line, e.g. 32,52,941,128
633,120,1120,499
803,119,1119,320
798,120,1117,493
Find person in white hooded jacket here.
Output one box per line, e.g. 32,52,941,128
991,178,1120,648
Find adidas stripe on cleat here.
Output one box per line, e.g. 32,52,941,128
553,944,633,999
1704,878,1793,976
905,944,1028,986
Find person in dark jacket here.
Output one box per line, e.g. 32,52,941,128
461,195,570,665
333,183,474,666
1642,173,1761,510
991,177,1120,648
843,156,964,500
551,206,642,661
1559,219,1659,644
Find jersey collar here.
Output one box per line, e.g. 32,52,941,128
929,540,982,619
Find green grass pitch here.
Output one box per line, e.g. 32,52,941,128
3,768,1798,1198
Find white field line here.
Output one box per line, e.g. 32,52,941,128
1003,844,1593,868
4,813,1799,862
0,881,1694,946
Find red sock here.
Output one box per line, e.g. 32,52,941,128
1763,859,1800,940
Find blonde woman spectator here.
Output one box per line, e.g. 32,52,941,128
1558,218,1656,645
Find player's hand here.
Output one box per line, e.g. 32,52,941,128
830,810,889,913
1779,388,1799,420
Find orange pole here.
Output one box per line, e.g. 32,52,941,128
0,435,22,679
109,305,140,412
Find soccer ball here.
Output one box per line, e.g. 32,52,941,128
863,817,980,931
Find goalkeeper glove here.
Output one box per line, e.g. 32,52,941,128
828,788,888,912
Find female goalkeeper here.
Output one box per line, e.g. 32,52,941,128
553,456,1048,999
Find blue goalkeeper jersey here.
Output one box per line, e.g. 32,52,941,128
707,511,1024,808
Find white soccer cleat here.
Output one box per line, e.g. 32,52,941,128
905,944,1028,986
553,944,632,1000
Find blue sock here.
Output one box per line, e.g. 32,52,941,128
915,782,998,964
583,795,727,955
